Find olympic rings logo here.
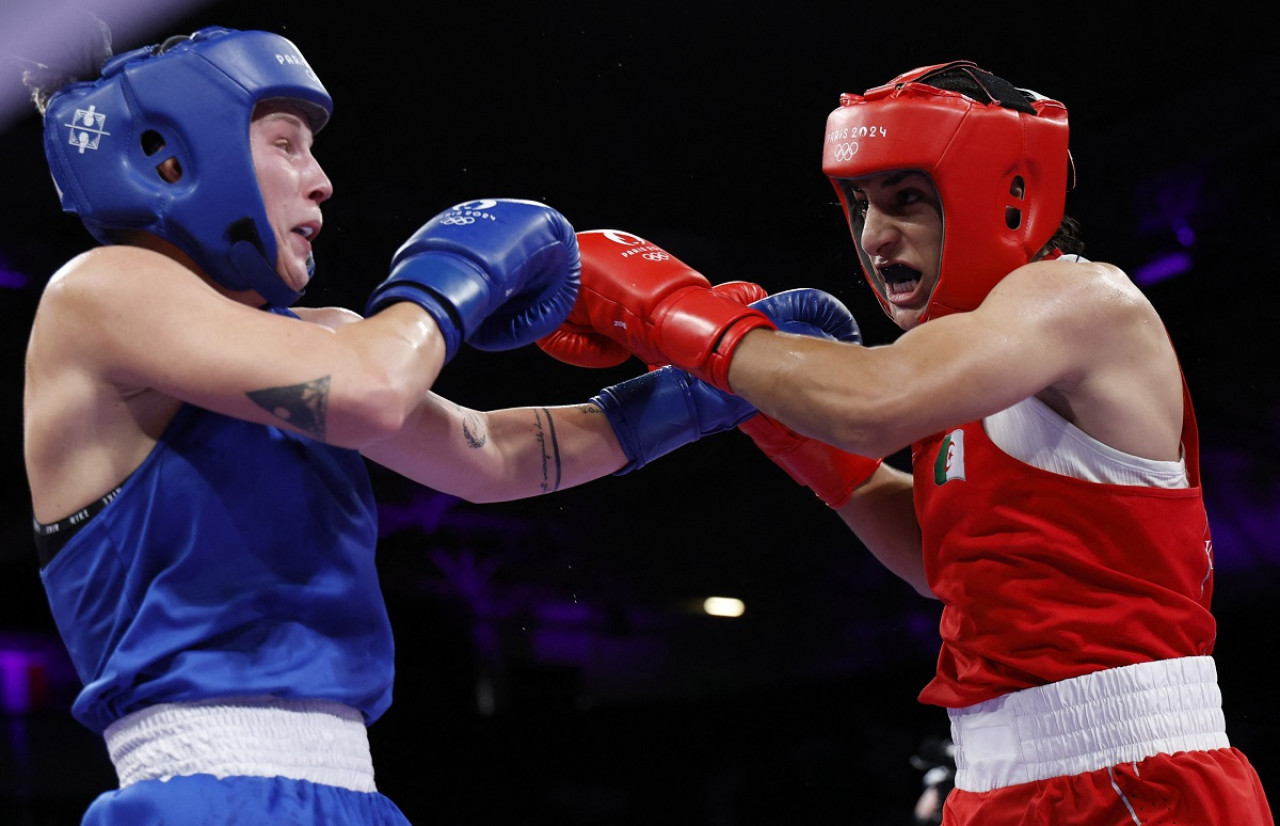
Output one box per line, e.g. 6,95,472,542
439,198,500,224
831,142,859,162
642,252,670,261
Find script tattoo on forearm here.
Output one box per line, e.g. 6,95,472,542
535,407,562,494
246,377,330,440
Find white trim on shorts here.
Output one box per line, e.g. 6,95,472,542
103,696,376,792
948,656,1229,793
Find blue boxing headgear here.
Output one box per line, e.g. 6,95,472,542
41,26,332,307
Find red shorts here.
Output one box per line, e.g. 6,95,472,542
942,748,1273,825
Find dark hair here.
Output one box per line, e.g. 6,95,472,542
20,13,113,114
1047,214,1085,257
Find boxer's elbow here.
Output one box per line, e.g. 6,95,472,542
327,366,429,446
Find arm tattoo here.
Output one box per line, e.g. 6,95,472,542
461,409,488,449
535,407,563,494
246,377,330,440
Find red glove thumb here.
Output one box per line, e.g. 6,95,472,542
711,281,770,305
537,322,632,368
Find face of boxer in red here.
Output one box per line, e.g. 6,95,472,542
843,170,943,331
822,61,1070,326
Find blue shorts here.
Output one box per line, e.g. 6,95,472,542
81,774,412,825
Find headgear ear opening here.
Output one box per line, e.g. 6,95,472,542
821,60,1071,322
42,26,333,307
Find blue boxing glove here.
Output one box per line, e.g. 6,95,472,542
758,287,862,344
593,287,858,474
593,366,755,474
365,199,580,362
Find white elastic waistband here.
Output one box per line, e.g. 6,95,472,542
948,657,1228,793
103,696,376,792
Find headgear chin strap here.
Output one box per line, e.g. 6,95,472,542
42,26,332,307
822,60,1071,322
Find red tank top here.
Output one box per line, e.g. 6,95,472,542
912,382,1216,708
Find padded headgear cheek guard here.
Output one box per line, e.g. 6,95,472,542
822,61,1070,322
42,27,332,307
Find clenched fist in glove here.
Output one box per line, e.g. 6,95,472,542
537,230,775,390
592,366,756,474
365,199,580,362
586,286,882,503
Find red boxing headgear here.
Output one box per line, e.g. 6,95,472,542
822,61,1071,322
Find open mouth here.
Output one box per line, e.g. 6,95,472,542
877,263,922,300
289,224,320,278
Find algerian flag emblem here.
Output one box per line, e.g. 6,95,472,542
934,429,966,485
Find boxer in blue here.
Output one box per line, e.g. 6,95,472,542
22,23,857,823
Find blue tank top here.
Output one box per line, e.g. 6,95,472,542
38,403,394,734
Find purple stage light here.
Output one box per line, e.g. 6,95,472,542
0,263,30,288
1133,250,1193,286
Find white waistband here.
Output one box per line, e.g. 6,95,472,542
103,696,376,792
948,657,1229,793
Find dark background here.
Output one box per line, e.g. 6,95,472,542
1,2,1278,823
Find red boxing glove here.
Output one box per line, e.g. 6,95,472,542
539,279,771,371
711,281,770,306
536,322,632,369
738,414,882,508
537,230,775,391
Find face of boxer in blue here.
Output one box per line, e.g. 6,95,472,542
248,99,333,297
42,27,333,307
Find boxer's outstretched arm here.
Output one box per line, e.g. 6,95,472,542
360,394,627,502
